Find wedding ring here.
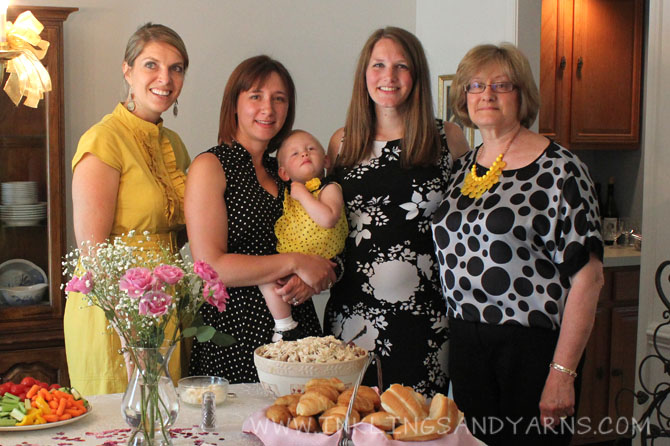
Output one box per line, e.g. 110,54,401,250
291,298,299,305
327,281,333,288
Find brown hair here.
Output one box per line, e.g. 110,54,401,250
124,23,189,71
217,55,296,151
450,42,540,129
338,27,440,168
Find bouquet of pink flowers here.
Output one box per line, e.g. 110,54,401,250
62,231,234,349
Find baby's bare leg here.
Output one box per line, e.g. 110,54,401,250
259,282,292,319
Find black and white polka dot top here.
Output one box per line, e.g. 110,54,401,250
431,140,602,330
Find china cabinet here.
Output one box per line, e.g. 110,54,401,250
0,6,77,385
572,265,639,445
540,0,644,149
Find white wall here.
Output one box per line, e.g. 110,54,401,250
417,0,541,147
8,0,416,248
635,0,670,440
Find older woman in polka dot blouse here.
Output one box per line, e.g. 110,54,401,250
431,43,604,446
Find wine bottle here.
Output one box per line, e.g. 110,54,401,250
602,177,618,246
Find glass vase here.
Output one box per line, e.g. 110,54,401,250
121,344,180,446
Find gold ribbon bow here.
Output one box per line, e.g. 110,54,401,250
0,11,51,107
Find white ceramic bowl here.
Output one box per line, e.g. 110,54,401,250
0,283,48,305
177,376,229,406
254,346,368,397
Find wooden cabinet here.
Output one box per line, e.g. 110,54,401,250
0,6,76,385
572,265,639,445
540,0,644,149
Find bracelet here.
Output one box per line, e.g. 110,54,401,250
550,361,578,378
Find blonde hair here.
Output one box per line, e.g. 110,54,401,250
218,55,296,151
338,27,440,168
450,43,540,129
276,129,323,167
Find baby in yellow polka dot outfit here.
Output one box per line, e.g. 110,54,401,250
261,130,348,341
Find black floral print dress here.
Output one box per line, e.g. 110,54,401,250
324,121,453,397
189,142,322,383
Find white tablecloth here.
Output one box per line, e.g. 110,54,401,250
0,383,271,446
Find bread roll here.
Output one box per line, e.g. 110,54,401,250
428,393,449,419
427,393,462,433
288,415,320,433
297,390,335,416
380,384,428,423
274,393,301,406
392,419,445,441
361,410,398,431
306,384,340,402
337,387,375,413
305,377,345,392
265,404,292,425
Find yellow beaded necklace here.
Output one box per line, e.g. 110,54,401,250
461,127,522,199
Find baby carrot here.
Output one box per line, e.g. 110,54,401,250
48,400,59,410
56,397,68,416
26,384,41,399
58,413,72,421
43,414,59,423
65,408,84,417
39,388,53,401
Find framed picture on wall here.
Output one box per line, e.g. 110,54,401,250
438,74,476,148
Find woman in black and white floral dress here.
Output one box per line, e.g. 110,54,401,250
323,27,469,397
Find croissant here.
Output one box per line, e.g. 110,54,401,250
318,405,361,423
288,415,320,433
337,387,375,413
265,404,292,426
297,390,335,416
380,384,428,423
361,410,398,431
305,377,345,392
287,399,299,417
356,385,381,410
318,406,361,435
274,393,301,406
392,419,445,441
306,384,340,402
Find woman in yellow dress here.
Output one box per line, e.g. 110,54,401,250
63,23,190,395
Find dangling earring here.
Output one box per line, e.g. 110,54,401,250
126,87,136,112
173,99,178,117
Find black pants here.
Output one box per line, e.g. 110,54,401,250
449,317,583,446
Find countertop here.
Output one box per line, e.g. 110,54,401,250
603,245,641,268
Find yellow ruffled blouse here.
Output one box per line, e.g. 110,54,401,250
64,103,190,395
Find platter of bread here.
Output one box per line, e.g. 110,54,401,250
242,377,480,445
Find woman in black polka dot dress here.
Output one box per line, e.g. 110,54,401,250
431,44,603,445
323,27,469,397
185,56,333,382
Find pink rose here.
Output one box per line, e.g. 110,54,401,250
204,279,229,312
119,267,156,299
65,271,93,294
153,264,184,285
138,290,172,317
194,261,218,282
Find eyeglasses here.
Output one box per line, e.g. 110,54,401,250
464,81,516,94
